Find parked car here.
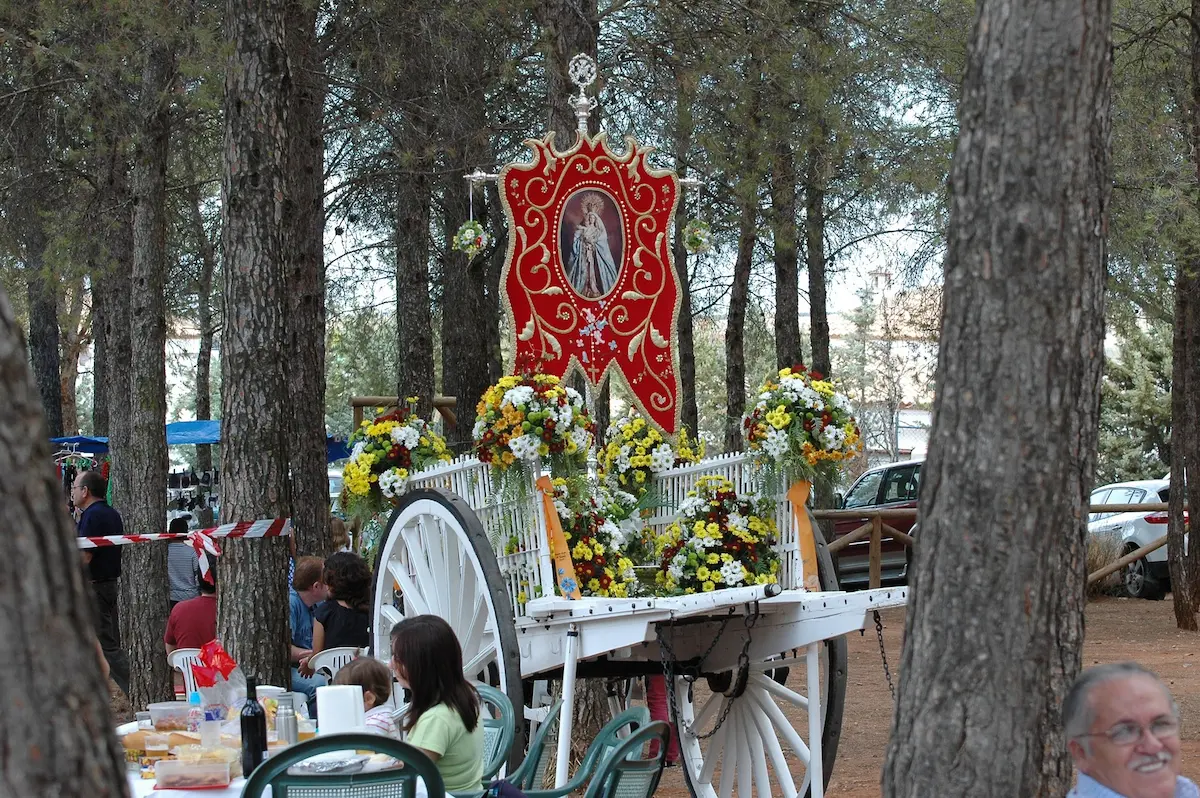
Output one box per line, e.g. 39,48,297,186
831,459,922,587
1088,478,1180,600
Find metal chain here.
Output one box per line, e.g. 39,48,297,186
874,609,895,700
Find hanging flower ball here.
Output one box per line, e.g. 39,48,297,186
453,220,492,259
682,218,712,255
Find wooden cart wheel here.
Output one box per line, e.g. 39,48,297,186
372,488,526,761
674,507,848,798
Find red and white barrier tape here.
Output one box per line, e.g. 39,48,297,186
76,518,291,549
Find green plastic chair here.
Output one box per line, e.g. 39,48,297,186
505,698,563,791
239,732,445,798
582,721,670,798
475,683,517,783
521,705,650,798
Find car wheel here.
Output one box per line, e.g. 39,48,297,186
1122,546,1166,600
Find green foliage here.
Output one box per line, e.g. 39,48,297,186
1096,321,1172,484
325,306,399,438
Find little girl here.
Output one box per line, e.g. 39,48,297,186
304,552,372,674
391,615,484,794
334,657,398,738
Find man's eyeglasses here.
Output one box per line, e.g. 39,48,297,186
1076,717,1180,747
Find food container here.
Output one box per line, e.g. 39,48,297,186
149,701,192,731
172,744,242,778
155,758,232,789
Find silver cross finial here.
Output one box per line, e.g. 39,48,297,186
568,53,597,137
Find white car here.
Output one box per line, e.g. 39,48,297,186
1088,478,1174,599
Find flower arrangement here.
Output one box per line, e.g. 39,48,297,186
473,373,594,482
341,401,452,519
743,364,862,489
551,478,639,598
682,219,712,255
654,476,780,594
599,409,707,497
453,220,492,259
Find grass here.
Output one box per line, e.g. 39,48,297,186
1086,532,1124,599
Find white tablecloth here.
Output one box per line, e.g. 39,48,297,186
126,771,443,797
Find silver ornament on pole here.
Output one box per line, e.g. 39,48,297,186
568,53,598,137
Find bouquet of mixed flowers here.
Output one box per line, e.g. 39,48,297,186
599,409,706,496
654,476,780,594
682,218,713,255
453,220,492,259
473,372,594,484
341,401,453,519
551,477,639,598
743,365,861,489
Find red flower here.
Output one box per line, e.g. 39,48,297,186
809,369,824,381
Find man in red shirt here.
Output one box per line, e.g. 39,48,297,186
165,569,217,653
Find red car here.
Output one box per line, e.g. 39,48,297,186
831,459,922,587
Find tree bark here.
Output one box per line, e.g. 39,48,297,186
804,146,831,378
881,0,1112,793
284,0,330,557
0,288,128,797
771,139,803,369
535,0,599,147
184,150,218,474
26,251,64,438
724,198,757,453
672,80,699,435
59,279,89,435
217,0,293,688
120,41,177,710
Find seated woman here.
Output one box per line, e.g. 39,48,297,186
390,615,484,794
303,552,372,673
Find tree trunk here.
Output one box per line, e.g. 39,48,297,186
881,0,1112,792
771,139,802,369
804,147,831,378
672,81,699,435
535,0,599,145
185,151,218,474
284,0,330,558
59,279,89,435
724,199,757,453
91,125,132,440
217,0,293,688
0,288,128,797
121,42,177,710
394,118,436,419
26,254,64,438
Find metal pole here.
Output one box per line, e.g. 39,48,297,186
555,623,581,788
807,641,824,798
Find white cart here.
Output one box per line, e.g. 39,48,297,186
372,453,907,798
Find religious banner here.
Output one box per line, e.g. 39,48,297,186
498,132,683,433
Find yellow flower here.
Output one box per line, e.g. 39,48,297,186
696,566,710,580
707,553,720,564
702,581,716,592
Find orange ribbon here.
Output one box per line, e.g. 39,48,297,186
787,480,822,591
536,476,582,599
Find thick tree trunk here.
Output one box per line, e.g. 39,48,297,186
724,199,757,453
804,149,831,378
26,255,64,438
121,42,177,710
672,82,699,435
395,146,435,419
91,127,132,439
881,0,1111,793
771,140,802,369
217,0,293,688
284,0,330,557
535,0,599,145
185,152,218,474
0,288,128,796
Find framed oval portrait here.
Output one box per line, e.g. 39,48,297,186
559,189,623,299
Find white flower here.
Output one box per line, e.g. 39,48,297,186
650,444,675,472
821,424,846,451
472,418,487,439
564,386,584,407
378,468,409,499
669,552,687,579
502,386,535,409
600,519,624,548
727,512,748,535
350,441,367,462
678,496,706,517
390,423,420,450
720,560,746,586
553,497,574,521
570,425,591,452
509,434,541,461
764,427,789,460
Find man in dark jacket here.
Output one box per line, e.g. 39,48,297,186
74,470,130,695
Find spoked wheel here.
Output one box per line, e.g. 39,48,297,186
673,509,848,798
373,488,526,759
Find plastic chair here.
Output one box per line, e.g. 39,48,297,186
239,732,444,798
167,648,202,697
520,705,650,798
475,684,517,783
506,698,563,791
582,721,670,798
306,646,362,681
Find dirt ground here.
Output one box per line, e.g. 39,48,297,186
655,596,1200,797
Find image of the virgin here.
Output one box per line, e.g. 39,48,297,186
561,191,621,299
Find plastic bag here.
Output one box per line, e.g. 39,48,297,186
190,641,247,719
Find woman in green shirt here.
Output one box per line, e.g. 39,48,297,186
391,615,485,793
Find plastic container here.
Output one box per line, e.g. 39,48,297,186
154,758,232,789
148,701,191,731
187,692,204,733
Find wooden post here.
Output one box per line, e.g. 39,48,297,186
1087,534,1169,585
869,514,883,589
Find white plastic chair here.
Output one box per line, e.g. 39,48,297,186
167,648,203,697
306,646,362,681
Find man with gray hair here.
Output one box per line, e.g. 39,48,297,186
1064,662,1197,798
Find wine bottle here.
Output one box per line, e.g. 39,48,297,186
240,678,268,776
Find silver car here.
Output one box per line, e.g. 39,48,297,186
1088,478,1172,599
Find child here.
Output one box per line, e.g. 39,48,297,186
310,552,372,658
391,615,484,794
334,657,398,738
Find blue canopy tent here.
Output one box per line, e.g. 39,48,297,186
52,421,349,462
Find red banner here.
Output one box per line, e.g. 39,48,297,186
498,133,682,433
